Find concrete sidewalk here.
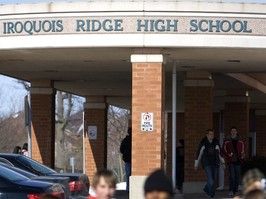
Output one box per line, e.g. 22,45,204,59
115,190,241,199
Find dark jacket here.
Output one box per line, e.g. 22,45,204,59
195,137,225,168
120,135,132,163
222,134,245,164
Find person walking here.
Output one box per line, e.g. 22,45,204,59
222,126,245,197
176,139,184,193
195,129,226,198
144,169,173,199
120,127,132,192
87,169,116,199
22,143,29,156
13,146,22,154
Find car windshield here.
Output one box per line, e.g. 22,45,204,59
0,165,29,182
17,156,56,175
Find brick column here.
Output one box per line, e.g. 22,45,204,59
254,110,266,156
224,95,250,158
84,96,107,180
130,54,165,199
183,72,214,193
29,81,55,168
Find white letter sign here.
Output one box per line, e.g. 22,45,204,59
141,112,154,132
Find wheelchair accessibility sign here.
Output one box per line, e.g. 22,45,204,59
141,112,154,132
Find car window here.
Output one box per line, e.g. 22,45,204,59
0,166,29,182
17,156,56,175
0,158,13,166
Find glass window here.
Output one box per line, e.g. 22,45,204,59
0,166,29,182
17,156,56,175
0,158,14,166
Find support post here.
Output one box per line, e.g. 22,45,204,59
172,61,177,189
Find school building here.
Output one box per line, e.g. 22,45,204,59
1,0,266,198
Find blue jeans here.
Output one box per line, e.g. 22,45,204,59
228,164,240,193
125,162,131,192
204,165,217,197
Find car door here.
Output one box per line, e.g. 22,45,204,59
0,180,8,199
0,177,13,199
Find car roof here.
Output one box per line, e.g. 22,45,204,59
0,153,22,157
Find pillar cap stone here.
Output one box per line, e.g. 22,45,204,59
83,102,106,109
184,79,214,87
225,96,250,103
29,87,54,94
131,54,166,64
255,110,266,116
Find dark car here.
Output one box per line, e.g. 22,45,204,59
0,164,65,199
0,162,71,199
0,154,89,198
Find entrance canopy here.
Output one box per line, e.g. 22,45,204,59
1,1,266,110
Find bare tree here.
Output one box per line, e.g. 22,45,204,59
16,80,84,171
55,91,73,170
107,105,130,182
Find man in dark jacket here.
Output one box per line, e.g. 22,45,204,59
176,139,184,192
222,126,245,197
195,129,225,198
120,127,132,192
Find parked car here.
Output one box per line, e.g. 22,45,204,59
0,164,65,199
0,154,89,198
0,162,71,199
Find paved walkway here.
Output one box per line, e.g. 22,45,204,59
115,190,242,199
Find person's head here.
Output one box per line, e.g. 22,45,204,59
92,169,116,199
13,146,21,154
144,169,173,199
206,129,214,142
230,126,238,139
243,169,265,195
22,143,28,151
127,127,132,136
244,189,266,199
178,139,184,147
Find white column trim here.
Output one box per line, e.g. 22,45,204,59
131,54,166,64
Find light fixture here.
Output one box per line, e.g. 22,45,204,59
181,65,196,69
8,59,24,62
44,70,59,73
227,60,240,63
83,60,95,63
122,59,130,62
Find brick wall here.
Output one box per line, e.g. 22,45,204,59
84,105,107,180
213,112,220,139
31,93,55,168
131,61,165,176
184,86,213,182
255,112,266,156
166,112,221,178
224,101,249,158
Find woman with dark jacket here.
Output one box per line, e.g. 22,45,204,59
13,146,22,154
